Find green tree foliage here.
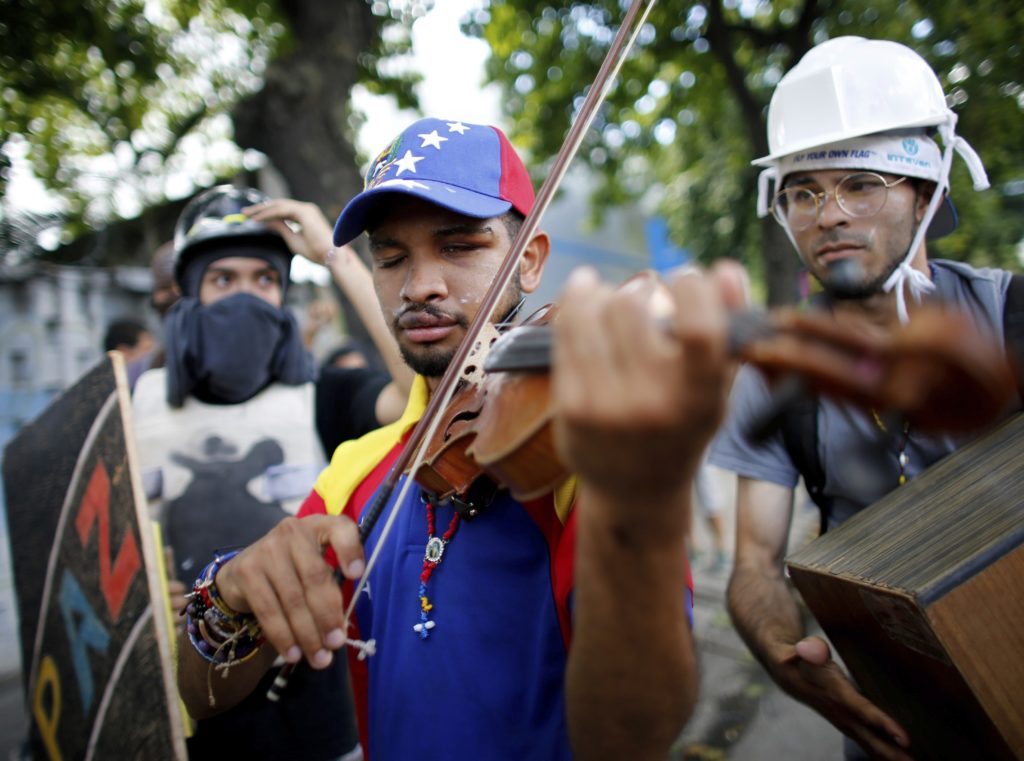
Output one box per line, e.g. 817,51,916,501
467,0,1024,304
0,0,429,250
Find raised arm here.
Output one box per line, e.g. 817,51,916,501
553,265,744,760
244,198,415,421
324,244,413,422
727,477,912,760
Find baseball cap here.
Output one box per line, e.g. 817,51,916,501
777,130,957,238
332,118,535,246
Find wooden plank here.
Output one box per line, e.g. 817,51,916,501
2,352,186,761
787,413,1024,760
927,547,1024,753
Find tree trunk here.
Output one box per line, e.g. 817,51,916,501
231,0,383,363
232,1,373,215
762,217,803,306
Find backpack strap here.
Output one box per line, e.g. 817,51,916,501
1003,274,1024,399
778,393,832,536
777,291,835,534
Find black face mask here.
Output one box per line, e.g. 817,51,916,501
164,293,314,407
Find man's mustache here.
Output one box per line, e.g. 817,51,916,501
393,303,468,331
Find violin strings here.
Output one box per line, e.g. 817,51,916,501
493,296,528,330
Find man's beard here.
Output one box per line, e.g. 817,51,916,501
822,258,899,300
396,275,523,378
398,332,462,378
817,220,916,301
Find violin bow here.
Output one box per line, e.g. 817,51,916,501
351,0,659,548
265,0,659,701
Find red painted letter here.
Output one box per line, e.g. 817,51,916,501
75,461,140,620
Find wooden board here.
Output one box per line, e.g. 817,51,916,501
787,413,1024,761
1,352,186,761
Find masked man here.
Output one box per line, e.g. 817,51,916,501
133,186,360,761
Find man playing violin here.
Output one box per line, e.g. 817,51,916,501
709,37,1022,761
176,117,745,759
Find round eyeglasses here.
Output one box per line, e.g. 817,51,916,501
770,172,909,231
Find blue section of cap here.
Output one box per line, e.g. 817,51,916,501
332,186,512,247
332,118,511,246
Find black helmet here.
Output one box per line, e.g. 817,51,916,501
172,185,289,290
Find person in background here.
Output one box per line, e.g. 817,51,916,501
242,198,415,458
132,185,361,761
321,339,373,370
312,337,390,457
102,317,155,391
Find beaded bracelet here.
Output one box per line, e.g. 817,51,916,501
186,551,265,668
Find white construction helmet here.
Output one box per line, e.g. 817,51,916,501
754,36,990,322
756,37,951,166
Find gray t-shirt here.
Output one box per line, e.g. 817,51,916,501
708,260,1015,530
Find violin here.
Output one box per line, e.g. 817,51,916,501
412,292,1020,506
416,304,564,505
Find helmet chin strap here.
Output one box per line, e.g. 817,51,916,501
882,195,940,325
882,115,990,324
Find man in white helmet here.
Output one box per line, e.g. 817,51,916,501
708,37,1022,760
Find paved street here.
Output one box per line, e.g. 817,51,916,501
673,558,843,760
671,468,844,760
0,467,845,760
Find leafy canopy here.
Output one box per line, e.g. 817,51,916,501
0,0,427,247
467,0,1024,293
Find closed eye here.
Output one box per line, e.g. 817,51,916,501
374,254,405,269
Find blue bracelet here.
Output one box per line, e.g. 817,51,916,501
186,550,264,665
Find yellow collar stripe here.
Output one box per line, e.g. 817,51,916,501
315,376,429,516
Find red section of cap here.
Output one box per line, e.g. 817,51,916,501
493,127,535,216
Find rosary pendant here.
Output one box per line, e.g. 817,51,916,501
413,620,436,638
424,536,446,563
414,499,461,640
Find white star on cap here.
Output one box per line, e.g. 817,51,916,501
394,150,424,176
378,179,430,191
446,121,470,135
418,130,448,150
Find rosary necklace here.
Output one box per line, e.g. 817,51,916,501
871,409,911,486
414,498,461,639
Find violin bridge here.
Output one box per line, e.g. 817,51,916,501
459,322,502,386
